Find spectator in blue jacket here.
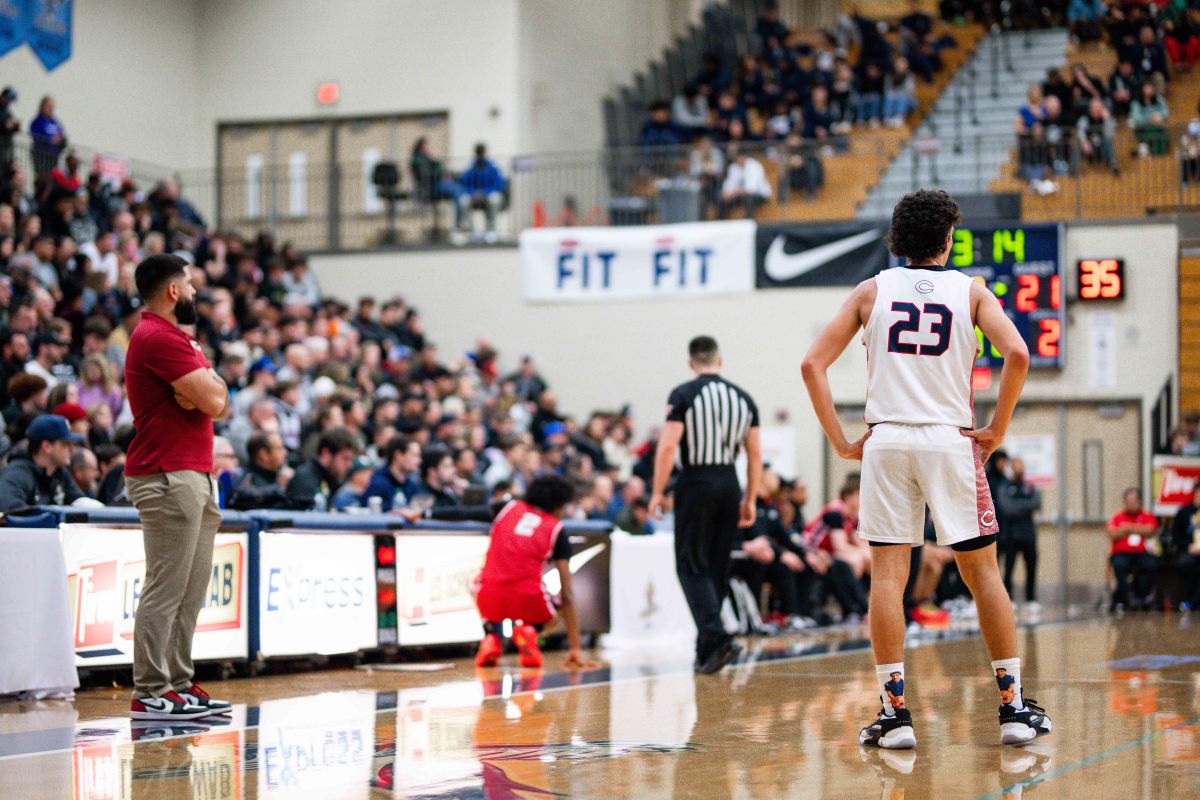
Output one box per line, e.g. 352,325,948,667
639,101,683,148
457,143,507,242
30,95,67,181
364,434,423,512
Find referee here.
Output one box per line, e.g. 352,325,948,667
650,335,761,674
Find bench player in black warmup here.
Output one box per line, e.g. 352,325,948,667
650,336,762,674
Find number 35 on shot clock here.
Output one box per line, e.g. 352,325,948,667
1076,259,1125,301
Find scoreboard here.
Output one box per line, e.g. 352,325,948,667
948,223,1065,369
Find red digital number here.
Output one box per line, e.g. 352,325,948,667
1037,319,1061,357
1016,274,1039,312
1079,259,1123,300
1050,275,1061,310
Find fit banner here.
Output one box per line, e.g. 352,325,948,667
0,0,27,58
755,222,890,288
1151,455,1200,516
27,0,72,72
520,220,755,302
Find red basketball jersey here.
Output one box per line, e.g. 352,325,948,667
479,500,564,589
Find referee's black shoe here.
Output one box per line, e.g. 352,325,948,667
696,640,742,674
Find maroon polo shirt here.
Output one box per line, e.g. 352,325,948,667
124,311,215,476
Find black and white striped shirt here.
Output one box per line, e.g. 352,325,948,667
666,375,760,470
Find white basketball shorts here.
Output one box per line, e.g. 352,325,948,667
857,422,999,548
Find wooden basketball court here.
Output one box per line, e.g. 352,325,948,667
2,612,1198,798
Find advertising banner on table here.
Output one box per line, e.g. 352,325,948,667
603,531,696,649
520,220,755,302
61,525,247,667
394,535,489,646
755,223,890,288
258,532,378,657
258,691,377,798
1151,455,1200,516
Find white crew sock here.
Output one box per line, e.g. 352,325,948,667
992,658,1024,710
876,662,906,717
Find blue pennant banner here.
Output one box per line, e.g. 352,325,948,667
27,0,71,72
0,0,28,59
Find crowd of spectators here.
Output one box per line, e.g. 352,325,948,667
636,3,959,217
1013,3,1200,194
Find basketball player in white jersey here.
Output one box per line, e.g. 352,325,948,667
801,190,1052,749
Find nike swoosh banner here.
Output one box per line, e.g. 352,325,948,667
520,220,754,302
755,222,891,288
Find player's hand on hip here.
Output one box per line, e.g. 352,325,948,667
961,425,1003,460
648,493,666,520
738,497,757,528
835,430,871,461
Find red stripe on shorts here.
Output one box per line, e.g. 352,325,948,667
972,440,1000,536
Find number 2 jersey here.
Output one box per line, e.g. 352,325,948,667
863,266,978,428
478,500,571,591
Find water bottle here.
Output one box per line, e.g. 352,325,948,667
313,491,328,512
368,496,383,514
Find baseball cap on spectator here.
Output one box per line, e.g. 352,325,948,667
249,356,278,376
28,414,85,445
53,403,88,423
311,375,337,400
543,421,568,439
348,456,375,478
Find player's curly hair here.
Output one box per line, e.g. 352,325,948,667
524,474,577,515
886,189,962,262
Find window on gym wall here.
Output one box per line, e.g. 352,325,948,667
216,112,449,251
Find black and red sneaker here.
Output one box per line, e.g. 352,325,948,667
178,683,232,716
130,691,210,721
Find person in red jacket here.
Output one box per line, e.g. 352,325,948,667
471,474,591,669
1107,487,1160,610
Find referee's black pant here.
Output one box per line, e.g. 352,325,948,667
674,467,741,661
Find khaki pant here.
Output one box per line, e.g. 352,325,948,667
125,470,221,699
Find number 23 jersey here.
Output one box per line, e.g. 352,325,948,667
863,266,978,428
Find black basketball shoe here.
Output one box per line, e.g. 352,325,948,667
859,707,917,749
999,697,1053,745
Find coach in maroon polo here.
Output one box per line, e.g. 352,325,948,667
123,254,232,721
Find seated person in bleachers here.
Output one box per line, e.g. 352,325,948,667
1180,115,1200,185
1130,81,1170,156
1042,69,1074,121
756,4,790,58
1167,484,1200,610
804,85,844,151
410,137,466,228
228,430,290,510
1016,84,1047,135
689,136,726,218
783,132,824,199
734,54,770,113
1067,63,1108,121
639,100,683,148
763,101,794,140
712,91,750,142
672,83,711,141
732,485,812,630
803,481,870,621
1107,488,1160,611
858,62,886,128
1077,99,1120,174
719,146,772,219
1068,0,1104,44
1161,14,1200,73
1108,60,1140,119
900,0,942,82
694,51,732,98
883,57,918,128
1131,24,1170,88
1039,96,1072,174
456,143,507,241
828,62,857,135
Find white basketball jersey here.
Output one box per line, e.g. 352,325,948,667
863,267,978,428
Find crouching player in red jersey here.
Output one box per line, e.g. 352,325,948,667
465,474,594,670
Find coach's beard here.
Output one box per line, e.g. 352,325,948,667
175,298,198,325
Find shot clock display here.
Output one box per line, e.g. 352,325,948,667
1077,258,1125,300
892,223,1065,369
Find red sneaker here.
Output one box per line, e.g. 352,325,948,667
475,633,503,667
513,624,543,668
911,604,951,627
130,690,210,721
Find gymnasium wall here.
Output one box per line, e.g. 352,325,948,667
1,1,699,169
310,222,1178,504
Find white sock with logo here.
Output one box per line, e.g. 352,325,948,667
992,658,1024,710
876,662,906,717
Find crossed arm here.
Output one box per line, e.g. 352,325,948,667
172,367,230,419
